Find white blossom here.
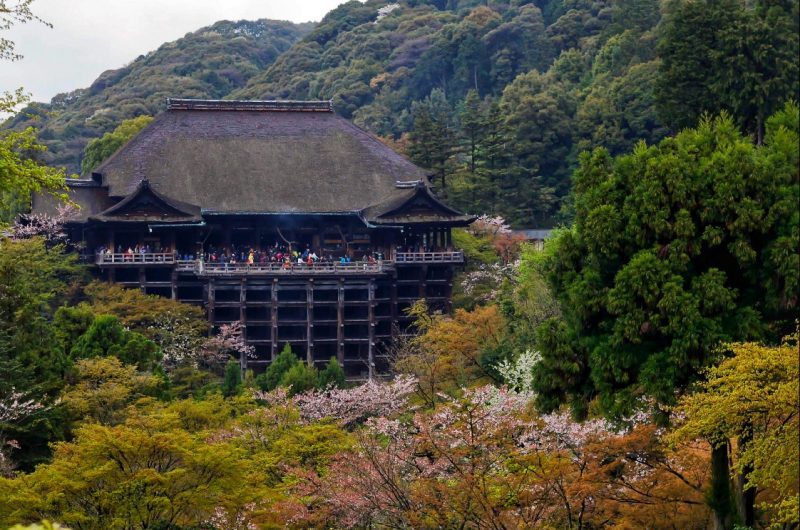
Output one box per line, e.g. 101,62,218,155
495,349,541,393
8,203,78,246
375,3,400,22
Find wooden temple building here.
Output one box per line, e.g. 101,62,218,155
33,98,474,378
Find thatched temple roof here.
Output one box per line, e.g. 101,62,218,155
34,99,472,225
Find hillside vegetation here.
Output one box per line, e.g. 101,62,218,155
4,0,796,227
3,19,313,173
231,0,667,224
0,0,798,528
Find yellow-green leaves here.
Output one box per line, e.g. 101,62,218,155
671,340,799,524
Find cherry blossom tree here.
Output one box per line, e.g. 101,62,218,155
291,375,417,428
495,349,541,392
0,387,44,476
8,204,77,247
459,260,519,302
467,214,525,264
287,384,710,528
198,320,254,372
147,313,205,369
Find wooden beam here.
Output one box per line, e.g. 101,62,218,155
206,279,215,331
307,279,313,365
368,279,376,381
271,278,278,361
240,278,247,373
337,279,344,365
390,272,398,337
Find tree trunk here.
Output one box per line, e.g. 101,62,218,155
709,441,735,530
734,429,756,526
756,114,764,146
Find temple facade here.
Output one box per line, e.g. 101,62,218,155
33,99,474,379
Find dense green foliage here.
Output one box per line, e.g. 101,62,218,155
230,0,672,224
79,115,152,174
255,344,298,391
222,358,242,397
0,1,798,527
70,315,161,371
256,345,346,395
0,90,68,223
533,103,800,419
0,238,85,388
3,19,312,173
318,357,346,389
656,0,799,141
5,0,797,225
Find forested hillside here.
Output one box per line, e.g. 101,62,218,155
2,19,312,173
5,0,797,226
240,0,796,226
1,1,799,528
233,0,669,225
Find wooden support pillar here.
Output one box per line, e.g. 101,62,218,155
240,278,247,373
270,279,278,361
337,279,344,365
445,227,452,248
390,271,398,335
138,267,146,293
446,266,454,314
368,279,376,381
306,279,314,365
206,279,216,330
419,265,428,299
170,269,178,300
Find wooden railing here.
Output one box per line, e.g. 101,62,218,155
191,261,392,276
394,251,464,263
96,252,176,265
94,251,465,269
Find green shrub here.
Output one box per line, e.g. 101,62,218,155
222,359,242,397
280,363,319,396
255,344,298,391
318,357,345,389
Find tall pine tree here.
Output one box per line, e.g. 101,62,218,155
407,89,458,193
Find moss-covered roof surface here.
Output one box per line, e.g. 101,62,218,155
92,100,430,215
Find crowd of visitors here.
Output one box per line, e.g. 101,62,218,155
96,243,169,255
95,241,451,267
199,244,385,267
95,244,171,262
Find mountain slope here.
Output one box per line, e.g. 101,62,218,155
228,0,666,224
230,0,560,129
4,19,313,173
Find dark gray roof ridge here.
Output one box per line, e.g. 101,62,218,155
166,98,333,112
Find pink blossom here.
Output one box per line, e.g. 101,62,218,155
8,203,78,246
199,320,255,368
292,375,417,427
0,388,43,423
